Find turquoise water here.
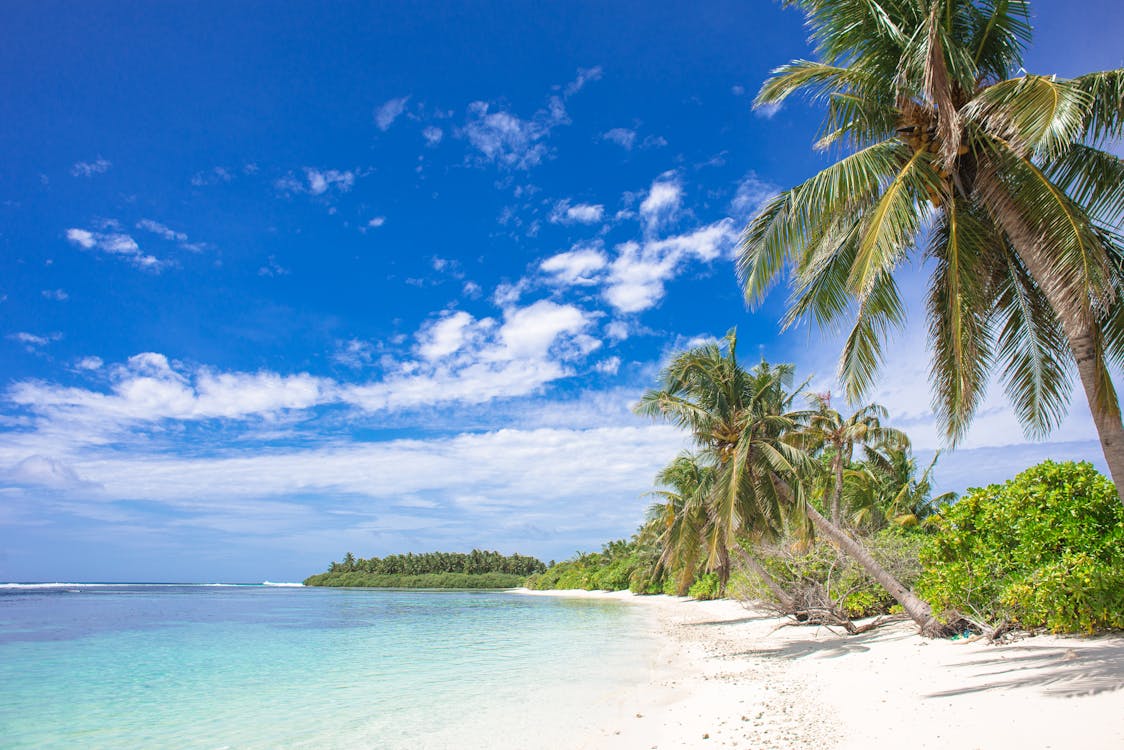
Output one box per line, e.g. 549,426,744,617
0,584,657,749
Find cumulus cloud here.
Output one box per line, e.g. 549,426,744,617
333,339,375,369
65,227,163,270
375,96,410,131
540,244,609,287
422,126,444,146
549,200,605,225
41,289,69,301
71,158,111,177
75,356,103,371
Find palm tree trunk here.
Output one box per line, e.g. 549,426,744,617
831,449,845,526
733,546,796,611
805,505,946,636
715,543,731,597
981,171,1124,506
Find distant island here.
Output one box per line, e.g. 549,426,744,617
303,550,547,589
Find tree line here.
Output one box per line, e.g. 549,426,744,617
321,550,547,578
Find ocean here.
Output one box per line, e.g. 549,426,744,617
0,584,658,749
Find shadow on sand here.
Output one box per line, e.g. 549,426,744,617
928,641,1124,699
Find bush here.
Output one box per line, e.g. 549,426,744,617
917,461,1124,634
687,572,722,600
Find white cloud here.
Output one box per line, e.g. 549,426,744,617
41,289,68,301
602,128,637,150
71,158,111,177
593,357,621,375
549,200,605,225
9,332,62,348
375,96,410,131
639,176,682,232
417,311,482,361
730,173,777,218
333,339,375,368
422,126,444,146
755,103,782,119
604,219,738,313
605,321,630,342
65,227,163,271
563,66,603,96
275,168,355,196
258,255,290,277
190,167,234,186
461,102,561,170
136,219,187,242
8,353,329,432
367,216,386,228
75,356,103,371
540,245,608,287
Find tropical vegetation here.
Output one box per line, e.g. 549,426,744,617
918,460,1124,634
304,550,546,588
738,0,1124,505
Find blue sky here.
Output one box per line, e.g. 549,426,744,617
2,1,1122,582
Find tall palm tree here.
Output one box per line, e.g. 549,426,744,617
799,394,909,525
739,0,1124,504
636,331,945,633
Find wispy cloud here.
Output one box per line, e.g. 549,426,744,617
190,167,234,187
549,200,605,225
275,168,355,196
41,289,69,301
258,255,291,277
71,158,111,177
375,96,411,131
563,66,603,97
8,331,63,349
422,126,444,146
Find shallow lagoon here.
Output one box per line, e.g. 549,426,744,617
0,584,656,749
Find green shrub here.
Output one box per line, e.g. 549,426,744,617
688,572,722,600
917,461,1124,634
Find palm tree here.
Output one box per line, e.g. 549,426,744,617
739,0,1124,504
648,451,796,607
636,331,945,633
846,446,956,529
635,331,809,594
799,394,909,525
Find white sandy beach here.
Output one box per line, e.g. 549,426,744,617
512,589,1124,750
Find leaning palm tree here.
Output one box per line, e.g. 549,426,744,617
799,394,909,525
637,330,945,634
739,0,1124,504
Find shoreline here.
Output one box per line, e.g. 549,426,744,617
509,588,1124,749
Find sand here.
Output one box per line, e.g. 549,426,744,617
511,589,1124,749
